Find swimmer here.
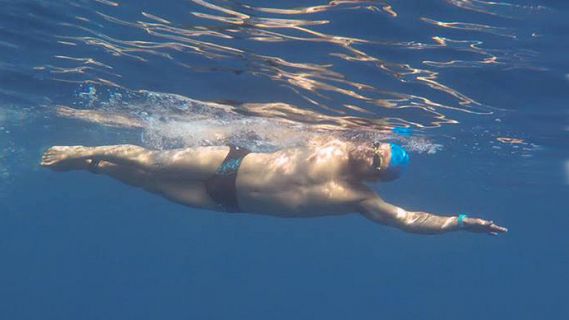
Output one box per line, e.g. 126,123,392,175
41,139,507,235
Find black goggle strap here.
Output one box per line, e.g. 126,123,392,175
372,143,383,171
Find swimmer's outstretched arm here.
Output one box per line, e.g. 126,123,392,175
358,196,507,235
56,106,144,129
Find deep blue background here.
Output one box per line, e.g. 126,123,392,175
0,1,567,319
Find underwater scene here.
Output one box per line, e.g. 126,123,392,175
0,0,568,319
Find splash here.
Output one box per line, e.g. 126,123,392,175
62,87,441,154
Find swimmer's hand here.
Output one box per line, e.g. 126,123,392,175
357,195,508,235
463,217,508,235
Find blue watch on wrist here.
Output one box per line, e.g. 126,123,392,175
457,214,467,228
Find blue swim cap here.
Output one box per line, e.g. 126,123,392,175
389,143,410,168
392,127,413,137
379,143,409,181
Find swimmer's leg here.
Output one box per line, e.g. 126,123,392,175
89,160,219,209
56,106,145,129
41,144,227,180
90,160,150,188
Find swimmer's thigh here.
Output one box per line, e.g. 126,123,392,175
154,179,219,210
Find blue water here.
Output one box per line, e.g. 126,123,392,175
1,0,568,319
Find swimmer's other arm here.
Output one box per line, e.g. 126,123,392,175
357,196,507,235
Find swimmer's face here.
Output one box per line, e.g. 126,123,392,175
371,143,392,172
351,143,391,181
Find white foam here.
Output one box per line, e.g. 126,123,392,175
403,137,443,154
77,88,443,154
141,115,316,152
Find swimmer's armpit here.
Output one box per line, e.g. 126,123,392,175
358,196,507,235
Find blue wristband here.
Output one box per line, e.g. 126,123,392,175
457,214,467,228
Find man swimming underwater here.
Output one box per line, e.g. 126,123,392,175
41,139,507,235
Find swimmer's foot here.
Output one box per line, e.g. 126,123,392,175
41,146,92,171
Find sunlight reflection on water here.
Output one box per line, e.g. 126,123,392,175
1,0,560,163
34,0,546,133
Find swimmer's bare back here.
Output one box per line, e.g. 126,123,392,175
41,142,507,236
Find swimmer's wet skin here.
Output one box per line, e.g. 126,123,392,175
41,142,507,236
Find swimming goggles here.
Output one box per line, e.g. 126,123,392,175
371,142,383,172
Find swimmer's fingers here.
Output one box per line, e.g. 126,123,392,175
465,218,508,235
489,223,508,235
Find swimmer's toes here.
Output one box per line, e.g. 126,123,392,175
41,146,83,170
41,147,65,167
